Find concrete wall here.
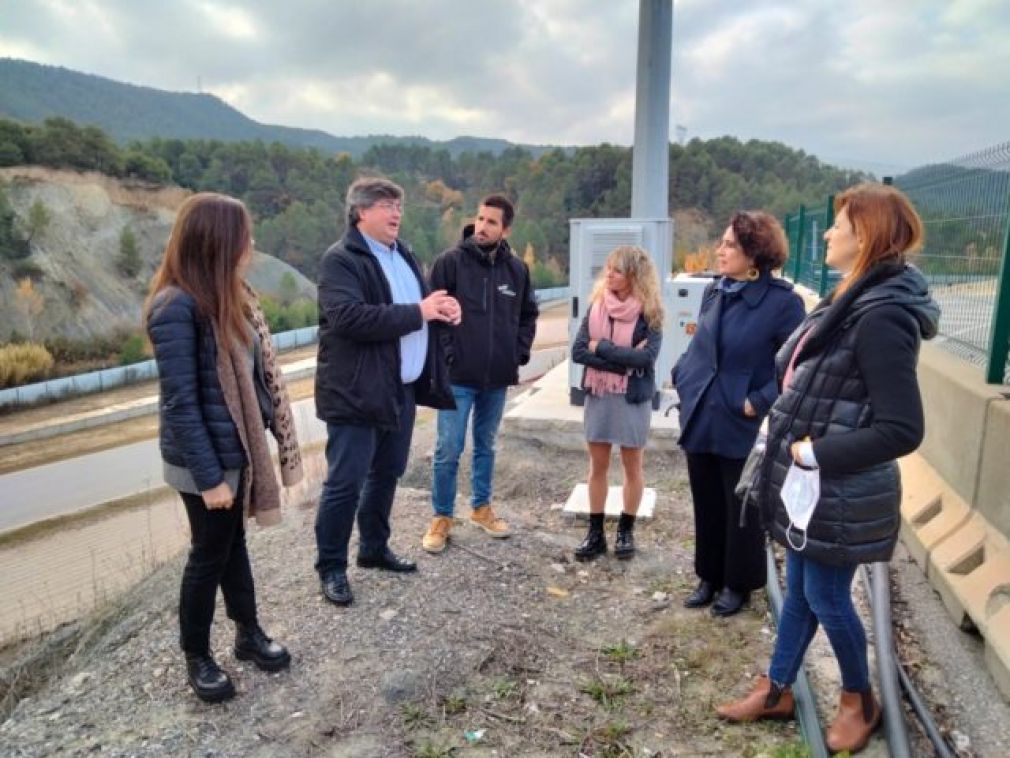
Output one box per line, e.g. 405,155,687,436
917,345,1007,506
976,399,1010,537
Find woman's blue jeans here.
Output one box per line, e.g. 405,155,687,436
768,549,870,692
431,384,508,516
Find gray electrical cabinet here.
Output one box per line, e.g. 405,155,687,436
568,217,673,406
663,272,714,387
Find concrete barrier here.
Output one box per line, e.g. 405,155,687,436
916,345,1007,505
909,341,1010,700
898,453,973,570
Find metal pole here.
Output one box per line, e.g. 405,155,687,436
985,195,1010,383
818,195,834,297
869,562,912,758
794,205,807,284
630,0,673,219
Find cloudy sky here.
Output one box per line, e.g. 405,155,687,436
1,0,1008,173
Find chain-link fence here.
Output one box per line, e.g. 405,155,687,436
895,143,1010,377
783,141,1010,382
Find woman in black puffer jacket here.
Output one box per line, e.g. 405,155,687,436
146,193,303,704
716,183,939,755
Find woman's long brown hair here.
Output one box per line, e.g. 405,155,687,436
144,193,253,347
832,183,924,299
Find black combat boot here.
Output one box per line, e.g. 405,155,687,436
234,623,291,672
575,514,607,561
185,652,235,703
614,512,636,559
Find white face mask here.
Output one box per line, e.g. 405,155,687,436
780,461,821,551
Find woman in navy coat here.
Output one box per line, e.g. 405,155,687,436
673,211,805,616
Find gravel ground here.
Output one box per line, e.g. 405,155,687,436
1,399,1006,756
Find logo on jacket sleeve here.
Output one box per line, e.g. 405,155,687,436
498,284,517,297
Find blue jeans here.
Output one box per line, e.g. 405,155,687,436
431,384,508,516
768,549,869,692
314,385,415,575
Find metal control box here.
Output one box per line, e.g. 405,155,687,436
662,272,714,387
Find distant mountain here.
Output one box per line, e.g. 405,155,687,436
0,58,560,158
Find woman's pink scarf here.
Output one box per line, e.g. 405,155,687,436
584,289,642,397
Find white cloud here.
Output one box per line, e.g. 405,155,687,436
0,0,1008,169
197,2,260,41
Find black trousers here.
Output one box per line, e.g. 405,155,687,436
685,452,767,593
178,478,257,655
314,384,416,575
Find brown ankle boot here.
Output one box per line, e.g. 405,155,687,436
825,689,881,753
716,675,795,722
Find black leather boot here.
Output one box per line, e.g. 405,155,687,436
575,515,607,561
185,652,235,703
711,588,750,617
234,623,291,672
684,579,717,608
614,512,636,559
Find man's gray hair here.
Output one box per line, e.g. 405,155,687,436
345,176,404,226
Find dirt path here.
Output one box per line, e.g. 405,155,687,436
1,412,900,757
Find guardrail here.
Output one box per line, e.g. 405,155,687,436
0,287,573,411
0,326,319,411
533,285,570,303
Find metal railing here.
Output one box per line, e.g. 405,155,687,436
0,287,573,410
783,140,1010,383
0,325,320,411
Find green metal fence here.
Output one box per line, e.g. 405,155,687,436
783,141,1010,383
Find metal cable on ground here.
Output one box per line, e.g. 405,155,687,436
765,546,830,758
866,561,912,757
858,565,955,758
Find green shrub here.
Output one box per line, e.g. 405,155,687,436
44,331,128,364
0,342,54,388
259,296,317,333
118,333,149,366
117,228,142,278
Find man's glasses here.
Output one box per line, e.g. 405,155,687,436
373,200,403,213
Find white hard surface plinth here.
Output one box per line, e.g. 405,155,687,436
562,483,656,521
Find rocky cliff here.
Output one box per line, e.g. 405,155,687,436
0,167,315,341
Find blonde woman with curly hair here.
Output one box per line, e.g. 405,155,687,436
571,245,664,560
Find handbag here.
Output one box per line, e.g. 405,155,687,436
734,432,766,525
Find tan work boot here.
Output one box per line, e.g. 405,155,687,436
470,504,511,538
422,516,453,553
716,675,795,722
825,689,881,754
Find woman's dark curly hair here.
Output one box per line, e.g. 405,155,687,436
730,211,789,272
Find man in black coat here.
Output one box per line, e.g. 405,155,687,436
314,177,459,607
422,195,538,553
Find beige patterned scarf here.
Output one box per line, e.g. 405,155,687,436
213,282,303,526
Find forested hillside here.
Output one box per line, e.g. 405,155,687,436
0,58,555,159
0,116,870,289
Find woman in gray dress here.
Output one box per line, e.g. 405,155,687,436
571,245,663,561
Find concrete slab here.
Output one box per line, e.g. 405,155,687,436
502,360,679,452
928,511,1010,635
562,483,656,521
916,343,1005,505
976,399,1010,537
899,453,973,570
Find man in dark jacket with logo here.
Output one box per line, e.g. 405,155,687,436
314,177,459,607
421,195,538,553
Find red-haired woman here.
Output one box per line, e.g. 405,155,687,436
146,193,303,703
716,184,939,754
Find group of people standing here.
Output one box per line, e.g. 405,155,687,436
145,176,937,755
145,179,540,702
